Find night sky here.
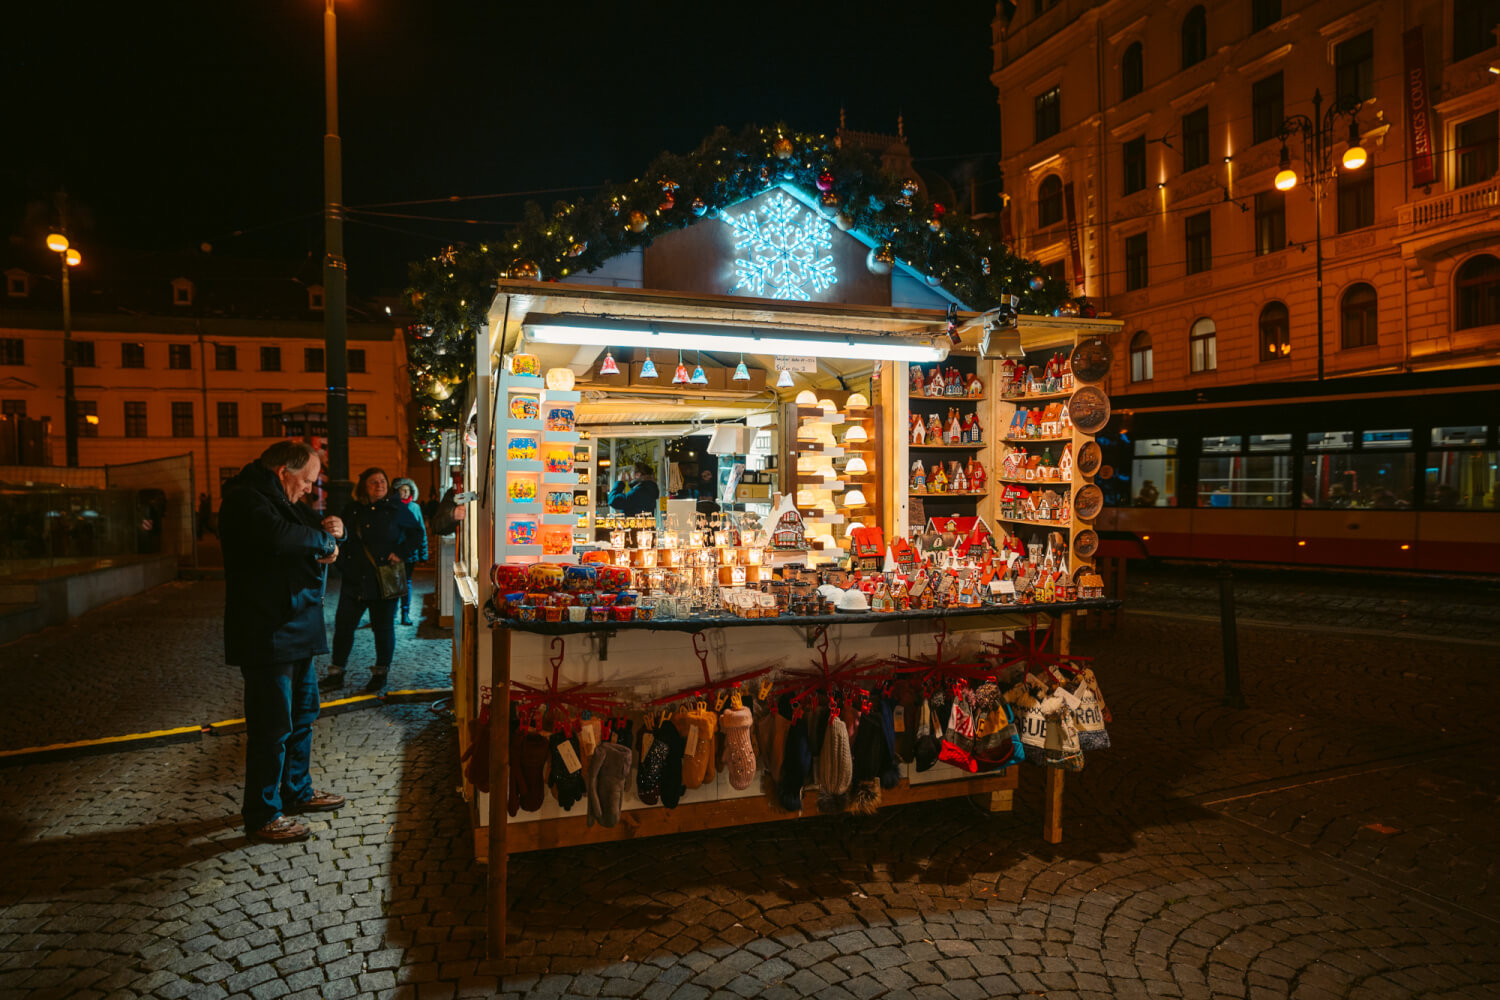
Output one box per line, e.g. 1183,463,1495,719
3,0,1003,292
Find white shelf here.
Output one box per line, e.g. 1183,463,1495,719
543,471,580,485
543,389,581,403
504,459,543,472
541,513,577,525
504,375,544,391
505,418,544,432
545,430,581,443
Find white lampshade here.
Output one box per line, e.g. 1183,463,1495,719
844,489,868,506
844,425,869,443
815,463,836,479
846,456,868,475
817,398,837,413
815,425,837,446
796,424,818,442
796,455,817,472
796,489,816,507
795,389,818,405
545,367,575,390
846,392,869,409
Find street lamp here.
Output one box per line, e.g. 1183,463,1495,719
322,0,352,513
1275,89,1366,381
45,231,83,466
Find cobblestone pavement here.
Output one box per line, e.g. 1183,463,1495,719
2,578,1498,1000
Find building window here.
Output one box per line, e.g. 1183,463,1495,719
214,344,237,370
1453,0,1500,60
308,286,325,311
76,400,98,438
171,401,194,438
1185,211,1212,274
0,339,22,365
1340,283,1378,348
1252,0,1281,32
1456,254,1500,328
1031,0,1059,16
1125,233,1149,291
1122,135,1147,194
68,340,95,368
168,344,193,370
1337,167,1375,231
1259,301,1290,360
1038,175,1064,228
260,346,282,372
1042,259,1067,285
1181,6,1207,68
1129,331,1154,382
124,401,147,438
217,400,239,438
1182,107,1210,171
6,273,27,298
171,278,194,306
1455,112,1499,188
121,342,146,368
1255,190,1286,255
2,400,26,417
1335,30,1374,103
1034,86,1061,143
1189,317,1217,372
349,403,368,437
1122,42,1144,99
347,349,366,374
261,402,283,437
304,347,325,372
1252,72,1284,145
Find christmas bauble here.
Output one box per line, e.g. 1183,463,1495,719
510,259,541,281
1058,300,1081,317
900,179,920,198
690,197,707,217
866,245,895,276
659,195,675,211
1029,275,1045,292
566,241,587,257
981,257,991,276
423,376,452,400
925,274,943,287
628,210,649,233
834,212,853,231
816,169,835,192
772,137,794,159
821,191,841,211
928,217,943,233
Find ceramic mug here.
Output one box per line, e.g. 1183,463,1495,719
567,606,587,622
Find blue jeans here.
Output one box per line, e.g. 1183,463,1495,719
330,586,398,671
240,658,319,831
399,563,416,617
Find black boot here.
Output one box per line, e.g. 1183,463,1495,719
363,671,388,695
400,612,413,626
319,668,346,691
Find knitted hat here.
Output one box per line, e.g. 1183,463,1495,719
586,741,633,828
720,705,756,791
546,731,587,811
777,714,812,812
816,714,853,813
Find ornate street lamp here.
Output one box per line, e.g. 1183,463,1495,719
1275,89,1366,381
45,231,83,466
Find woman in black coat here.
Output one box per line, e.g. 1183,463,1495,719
326,467,423,693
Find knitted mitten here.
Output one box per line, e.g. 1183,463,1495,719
546,732,587,811
586,741,633,828
720,705,756,791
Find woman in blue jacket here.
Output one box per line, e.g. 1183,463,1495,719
326,467,424,693
392,477,428,626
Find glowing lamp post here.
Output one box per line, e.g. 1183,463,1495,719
1275,89,1366,381
46,232,83,466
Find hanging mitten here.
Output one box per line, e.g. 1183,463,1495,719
877,692,901,789
515,731,551,812
635,717,670,805
675,705,717,789
576,716,603,774
764,694,794,804
657,719,688,809
816,713,854,813
914,700,942,772
587,741,633,828
777,714,812,812
462,707,494,795
720,705,756,791
546,731,587,811
848,705,888,816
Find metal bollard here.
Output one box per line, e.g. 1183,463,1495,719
1217,562,1246,708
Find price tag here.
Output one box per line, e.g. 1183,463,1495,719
684,725,700,759
1059,686,1083,711
556,740,582,774
893,705,905,733
578,724,598,756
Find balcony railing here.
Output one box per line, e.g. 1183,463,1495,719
1398,176,1500,235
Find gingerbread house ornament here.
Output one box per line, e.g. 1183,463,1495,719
1041,403,1064,437
1059,443,1074,481
770,493,807,549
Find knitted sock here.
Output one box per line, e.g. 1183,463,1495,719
777,715,811,812
658,720,688,809
546,732,587,811
720,705,756,790
517,732,551,812
587,742,633,828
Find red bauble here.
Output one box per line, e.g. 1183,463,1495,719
816,170,835,192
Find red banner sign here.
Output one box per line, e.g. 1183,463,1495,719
1063,183,1085,291
1404,27,1437,187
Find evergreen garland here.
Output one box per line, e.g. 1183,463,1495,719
405,123,1070,457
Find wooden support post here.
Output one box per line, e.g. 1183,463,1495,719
1041,611,1073,844
486,631,511,959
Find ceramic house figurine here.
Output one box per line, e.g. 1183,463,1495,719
930,464,949,494
946,367,964,396
968,459,987,492
1026,408,1044,439
770,494,807,549
927,367,945,397
998,358,1018,394
1008,409,1028,440
952,463,969,493
1060,354,1074,391
946,410,963,444
911,413,927,445
966,372,984,397
964,412,982,443
911,366,925,396
1060,402,1073,432
927,412,944,443
911,460,927,493
1041,403,1064,437
1059,443,1074,481
1001,447,1024,480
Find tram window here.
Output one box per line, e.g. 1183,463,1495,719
1425,451,1498,510
1303,453,1415,508
1306,430,1353,450
1198,455,1294,508
1131,438,1178,507
1431,426,1487,447
1362,429,1412,449
1202,435,1241,453
1249,433,1292,452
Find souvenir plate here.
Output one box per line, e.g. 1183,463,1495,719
1068,385,1111,434
1076,439,1102,477
1072,528,1099,559
1073,483,1104,521
1069,337,1112,384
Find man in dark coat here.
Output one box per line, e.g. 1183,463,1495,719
219,441,347,843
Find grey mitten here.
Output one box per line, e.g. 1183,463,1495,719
587,742,634,828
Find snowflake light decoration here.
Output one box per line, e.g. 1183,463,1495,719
722,193,838,300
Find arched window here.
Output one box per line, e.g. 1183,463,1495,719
1181,6,1207,69
1259,302,1290,360
1340,283,1378,348
1189,317,1217,372
1456,254,1500,330
1129,331,1154,382
1037,174,1064,227
1122,42,1144,99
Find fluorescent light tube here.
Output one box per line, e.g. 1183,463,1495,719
525,318,948,363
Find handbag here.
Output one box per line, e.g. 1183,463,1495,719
359,522,408,600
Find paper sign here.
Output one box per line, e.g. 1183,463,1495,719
557,741,582,774
893,705,906,733
775,356,818,373
578,725,598,756
684,725,700,759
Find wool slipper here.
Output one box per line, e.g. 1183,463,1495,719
546,732,587,811
586,741,633,828
720,705,756,791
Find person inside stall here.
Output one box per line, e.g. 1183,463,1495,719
607,462,660,515
693,464,720,515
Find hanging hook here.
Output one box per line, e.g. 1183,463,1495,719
692,630,712,686
814,625,829,657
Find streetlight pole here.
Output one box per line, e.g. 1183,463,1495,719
1276,89,1366,382
322,0,351,513
47,195,82,467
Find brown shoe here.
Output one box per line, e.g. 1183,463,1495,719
249,816,309,843
289,790,345,813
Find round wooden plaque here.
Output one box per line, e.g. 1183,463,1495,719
1073,529,1099,559
1068,385,1111,434
1076,440,1102,477
1069,337,1112,384
1073,483,1104,521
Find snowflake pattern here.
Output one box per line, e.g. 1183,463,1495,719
722,193,838,300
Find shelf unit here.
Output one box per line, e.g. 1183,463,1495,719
496,366,590,569
900,356,991,530
781,394,883,567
